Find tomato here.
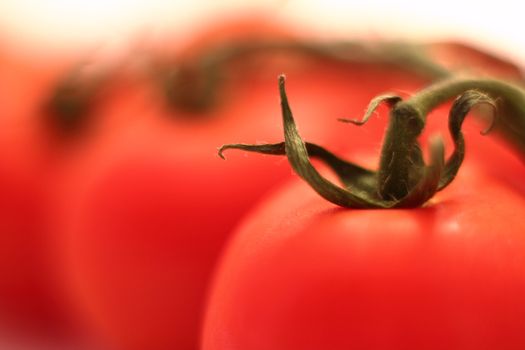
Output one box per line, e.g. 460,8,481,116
0,47,77,335
0,43,135,340
202,143,525,350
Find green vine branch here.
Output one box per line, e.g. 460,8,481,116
160,39,454,112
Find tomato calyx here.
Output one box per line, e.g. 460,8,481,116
218,74,524,209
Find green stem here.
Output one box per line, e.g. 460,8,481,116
409,78,525,115
407,77,525,156
377,102,425,200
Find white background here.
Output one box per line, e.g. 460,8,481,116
0,0,523,65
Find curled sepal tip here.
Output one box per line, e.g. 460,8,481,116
438,90,497,190
338,94,402,126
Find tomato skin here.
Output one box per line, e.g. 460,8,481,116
0,49,76,333
0,44,140,339
202,155,525,350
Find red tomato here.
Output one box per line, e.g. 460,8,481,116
0,48,77,334
51,19,436,349
202,147,525,350
0,44,136,340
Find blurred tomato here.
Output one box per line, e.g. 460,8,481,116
0,42,135,340
0,47,77,334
